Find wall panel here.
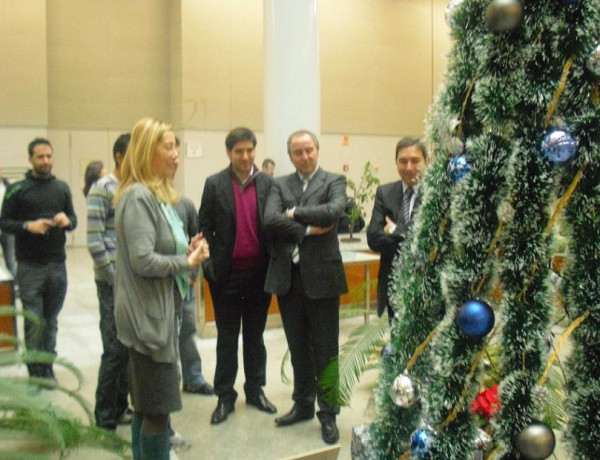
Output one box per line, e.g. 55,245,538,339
0,0,48,126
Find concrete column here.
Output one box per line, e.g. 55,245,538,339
263,0,320,174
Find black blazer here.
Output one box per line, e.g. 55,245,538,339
264,168,348,299
197,167,273,289
367,181,421,316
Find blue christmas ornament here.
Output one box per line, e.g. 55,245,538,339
561,0,582,4
457,300,495,340
448,155,470,182
410,426,434,458
540,129,578,164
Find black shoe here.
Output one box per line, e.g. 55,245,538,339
321,419,339,444
275,404,314,427
183,382,215,395
210,401,235,425
246,394,277,414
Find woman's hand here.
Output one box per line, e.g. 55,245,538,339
187,232,204,254
187,236,210,267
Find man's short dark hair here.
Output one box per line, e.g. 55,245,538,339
113,133,131,164
225,127,257,151
395,137,427,161
28,138,52,157
262,158,275,168
286,130,320,154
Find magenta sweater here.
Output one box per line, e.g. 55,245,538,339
231,175,261,270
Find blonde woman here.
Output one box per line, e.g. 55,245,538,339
114,118,209,460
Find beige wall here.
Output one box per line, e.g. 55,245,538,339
0,0,48,127
0,0,451,247
46,0,172,129
0,0,450,132
179,0,264,130
321,0,441,135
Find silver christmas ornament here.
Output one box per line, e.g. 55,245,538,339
389,372,421,407
587,44,600,79
486,0,523,34
446,137,464,156
514,421,556,460
474,428,493,450
351,424,378,460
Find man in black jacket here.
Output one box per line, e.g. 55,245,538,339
367,137,427,319
0,137,77,380
0,167,16,276
198,127,276,425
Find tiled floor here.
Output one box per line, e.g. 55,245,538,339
5,247,378,460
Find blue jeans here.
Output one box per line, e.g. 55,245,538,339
95,280,129,430
178,288,207,387
17,260,68,377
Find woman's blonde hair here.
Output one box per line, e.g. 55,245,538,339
114,117,178,205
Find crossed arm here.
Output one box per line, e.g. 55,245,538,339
264,174,347,242
367,186,409,254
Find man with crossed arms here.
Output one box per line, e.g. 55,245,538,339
264,129,347,444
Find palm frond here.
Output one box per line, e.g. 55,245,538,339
0,378,129,457
0,308,129,458
0,451,54,460
539,365,568,429
1,350,87,398
280,348,292,385
339,306,369,320
320,315,388,406
0,306,41,325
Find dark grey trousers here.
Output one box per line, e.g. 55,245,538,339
17,260,68,377
94,279,129,430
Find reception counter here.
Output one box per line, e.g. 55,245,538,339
196,235,380,338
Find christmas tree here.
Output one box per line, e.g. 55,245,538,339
367,1,600,459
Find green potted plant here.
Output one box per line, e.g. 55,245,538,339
0,307,129,459
342,162,380,242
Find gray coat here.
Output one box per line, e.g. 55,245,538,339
264,168,348,299
114,184,190,363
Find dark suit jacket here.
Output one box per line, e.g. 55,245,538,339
264,168,348,299
367,181,421,316
197,167,273,290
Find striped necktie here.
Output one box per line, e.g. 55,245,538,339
292,175,310,264
302,175,310,192
402,187,413,223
